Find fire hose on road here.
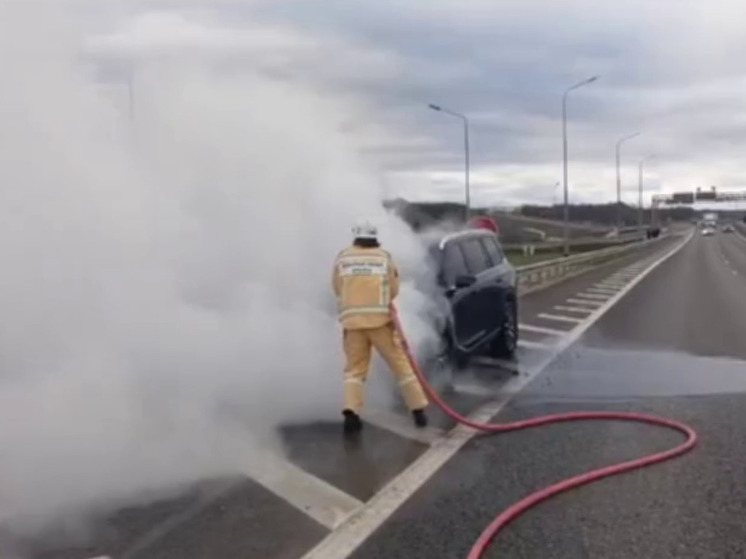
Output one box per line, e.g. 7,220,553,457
390,307,698,559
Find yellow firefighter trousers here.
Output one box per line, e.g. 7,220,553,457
342,323,429,413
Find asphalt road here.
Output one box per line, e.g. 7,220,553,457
8,231,718,559
349,229,746,559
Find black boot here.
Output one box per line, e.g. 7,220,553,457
343,409,363,435
412,409,428,428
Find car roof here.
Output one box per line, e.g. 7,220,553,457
437,229,496,250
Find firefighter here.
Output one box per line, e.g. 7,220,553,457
332,221,429,435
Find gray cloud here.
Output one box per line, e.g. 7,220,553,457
86,0,746,205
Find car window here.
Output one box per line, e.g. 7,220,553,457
441,242,468,285
461,238,491,275
480,236,504,266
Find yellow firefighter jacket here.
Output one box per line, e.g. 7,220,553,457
332,246,400,330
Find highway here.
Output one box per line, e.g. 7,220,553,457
10,228,746,559
347,228,746,559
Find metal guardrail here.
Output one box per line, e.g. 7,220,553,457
503,233,642,253
515,232,669,294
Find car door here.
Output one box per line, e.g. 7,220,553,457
457,237,495,349
478,235,511,338
440,239,483,351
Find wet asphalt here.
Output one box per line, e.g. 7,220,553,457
14,230,746,559
349,230,746,559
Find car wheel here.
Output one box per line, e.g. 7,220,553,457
492,298,518,359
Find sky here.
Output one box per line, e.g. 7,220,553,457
79,0,746,207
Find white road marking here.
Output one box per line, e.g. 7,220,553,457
586,286,619,295
518,323,567,336
471,356,520,372
299,231,694,559
574,292,611,301
566,298,604,307
453,382,501,397
604,277,630,284
554,305,594,314
610,273,638,280
518,338,555,350
246,453,363,530
596,282,626,289
364,407,445,445
536,313,584,324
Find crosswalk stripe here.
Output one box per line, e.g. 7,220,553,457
471,356,520,372
554,305,594,314
452,383,500,397
537,313,584,324
575,292,611,300
519,323,567,336
587,286,619,294
518,339,555,350
566,298,604,307
597,281,626,288
245,453,363,529
364,407,445,445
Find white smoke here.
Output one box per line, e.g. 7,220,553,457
0,4,440,536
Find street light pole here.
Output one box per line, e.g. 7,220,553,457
615,131,640,228
562,75,599,256
638,155,655,231
429,104,471,223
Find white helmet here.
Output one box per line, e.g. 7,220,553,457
352,220,378,240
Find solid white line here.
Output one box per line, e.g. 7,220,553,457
566,298,604,307
299,231,694,559
574,292,611,301
365,407,445,445
536,313,584,324
518,323,567,336
554,305,594,314
245,453,363,530
518,339,555,350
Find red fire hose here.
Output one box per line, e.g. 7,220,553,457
390,308,697,559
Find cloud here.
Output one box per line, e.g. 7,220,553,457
232,0,746,204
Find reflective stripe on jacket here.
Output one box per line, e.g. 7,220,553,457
332,246,400,330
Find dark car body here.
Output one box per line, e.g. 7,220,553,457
428,229,519,365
